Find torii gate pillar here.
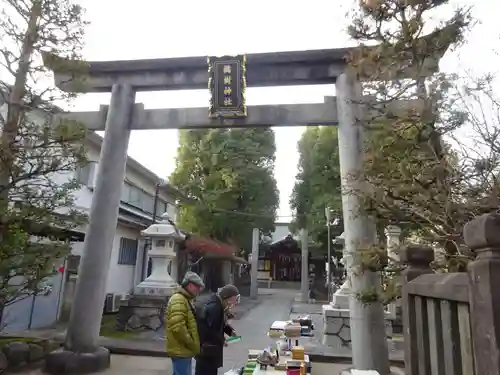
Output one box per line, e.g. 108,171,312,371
45,84,134,373
336,73,390,374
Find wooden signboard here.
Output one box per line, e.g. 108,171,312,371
207,55,247,118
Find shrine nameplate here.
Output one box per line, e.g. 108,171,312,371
207,55,247,118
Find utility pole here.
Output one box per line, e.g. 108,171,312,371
250,228,259,299
325,206,332,288
300,229,309,303
336,72,390,374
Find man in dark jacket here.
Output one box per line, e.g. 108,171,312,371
195,284,240,375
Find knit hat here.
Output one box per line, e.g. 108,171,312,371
217,284,240,300
181,271,205,288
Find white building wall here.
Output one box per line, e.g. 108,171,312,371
167,202,177,222
73,144,100,212
71,223,141,294
106,224,141,294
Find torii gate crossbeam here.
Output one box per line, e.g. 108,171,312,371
55,97,420,131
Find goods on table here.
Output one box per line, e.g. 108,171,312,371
285,360,302,375
268,320,313,340
248,349,311,374
257,349,279,370
226,335,242,345
269,321,289,338
300,361,306,375
284,323,302,338
291,346,305,360
249,320,313,374
292,315,314,337
292,315,313,329
243,359,257,375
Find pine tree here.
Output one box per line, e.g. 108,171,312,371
348,0,479,271
0,0,88,323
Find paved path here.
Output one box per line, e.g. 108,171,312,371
20,289,408,374
222,288,295,372
22,354,355,375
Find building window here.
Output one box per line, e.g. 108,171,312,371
142,194,154,214
121,183,131,202
155,200,168,216
121,181,167,215
128,186,142,207
118,237,138,265
76,164,91,185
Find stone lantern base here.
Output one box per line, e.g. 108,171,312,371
321,280,394,348
115,272,179,332
116,294,171,332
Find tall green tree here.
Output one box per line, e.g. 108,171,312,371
0,0,88,324
290,126,343,253
170,127,279,253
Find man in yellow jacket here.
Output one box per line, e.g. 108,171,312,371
166,271,204,375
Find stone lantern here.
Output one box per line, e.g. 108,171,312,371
321,231,393,348
117,213,185,331
330,233,350,309
134,212,185,297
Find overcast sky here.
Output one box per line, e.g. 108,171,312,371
72,0,497,220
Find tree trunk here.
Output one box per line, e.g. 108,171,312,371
0,300,5,331
0,1,42,209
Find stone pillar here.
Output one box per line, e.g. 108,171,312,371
464,213,500,375
45,84,135,374
301,229,309,303
385,225,401,321
250,228,259,300
385,225,401,263
336,73,390,374
433,245,446,266
331,233,350,309
221,261,232,285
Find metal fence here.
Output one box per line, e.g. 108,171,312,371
1,272,64,333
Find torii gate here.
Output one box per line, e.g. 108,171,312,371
43,46,441,375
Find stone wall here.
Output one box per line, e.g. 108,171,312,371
322,306,393,348
0,339,61,372
322,307,351,347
